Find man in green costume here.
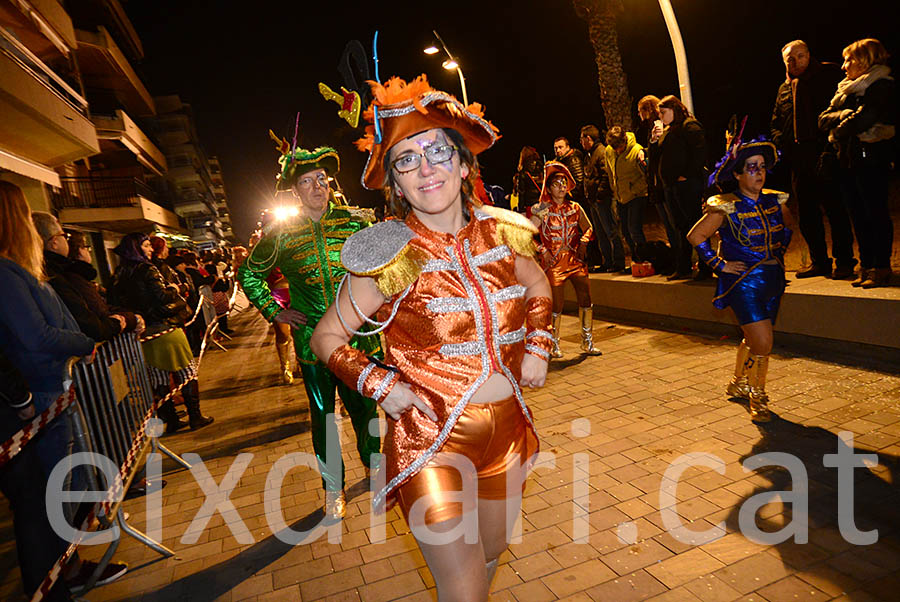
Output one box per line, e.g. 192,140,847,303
238,144,380,520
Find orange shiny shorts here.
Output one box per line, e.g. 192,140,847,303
395,395,539,526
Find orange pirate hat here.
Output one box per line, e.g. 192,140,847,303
538,161,577,204
355,74,500,190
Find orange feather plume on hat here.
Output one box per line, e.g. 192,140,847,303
354,74,500,190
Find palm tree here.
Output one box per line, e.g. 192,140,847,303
573,0,633,131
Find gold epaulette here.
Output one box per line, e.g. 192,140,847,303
704,194,738,215
345,205,377,224
341,220,427,297
763,189,790,205
478,205,538,257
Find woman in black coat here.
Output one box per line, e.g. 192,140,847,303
819,38,896,288
110,234,213,432
656,95,709,280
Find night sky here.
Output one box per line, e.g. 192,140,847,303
125,0,898,241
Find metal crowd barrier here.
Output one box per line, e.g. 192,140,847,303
23,293,232,601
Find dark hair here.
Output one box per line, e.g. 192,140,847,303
167,255,187,268
382,128,479,219
518,146,540,172
553,136,569,147
605,126,627,147
658,95,692,126
580,125,600,142
67,231,90,260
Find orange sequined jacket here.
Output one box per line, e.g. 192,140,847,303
533,200,592,266
328,204,553,511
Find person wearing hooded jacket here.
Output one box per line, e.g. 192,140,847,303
819,37,896,289
604,126,649,267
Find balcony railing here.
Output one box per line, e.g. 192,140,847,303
52,176,159,210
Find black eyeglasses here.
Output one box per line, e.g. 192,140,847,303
392,144,457,174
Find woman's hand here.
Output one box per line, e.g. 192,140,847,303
520,354,548,389
721,261,748,274
274,308,307,329
380,382,438,422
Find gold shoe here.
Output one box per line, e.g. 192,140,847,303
578,306,602,355
726,376,751,399
746,354,772,423
726,340,751,399
276,340,294,385
749,391,772,422
324,490,345,521
550,312,564,359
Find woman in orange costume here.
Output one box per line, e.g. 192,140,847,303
311,75,553,601
530,161,603,357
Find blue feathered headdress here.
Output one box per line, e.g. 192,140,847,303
708,116,779,188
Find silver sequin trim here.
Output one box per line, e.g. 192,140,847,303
427,296,475,313
497,327,526,345
471,245,510,267
491,284,526,303
472,208,491,221
525,344,550,359
357,363,376,396
372,370,397,402
422,258,454,273
527,329,553,341
439,340,485,356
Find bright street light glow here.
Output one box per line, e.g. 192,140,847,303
424,45,439,55
273,206,299,221
442,59,458,70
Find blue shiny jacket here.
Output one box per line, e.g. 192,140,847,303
705,188,792,265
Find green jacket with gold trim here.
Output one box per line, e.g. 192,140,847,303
237,202,380,364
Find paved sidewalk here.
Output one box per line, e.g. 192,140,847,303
2,305,899,601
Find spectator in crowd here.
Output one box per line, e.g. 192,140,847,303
553,136,585,203
605,126,649,269
0,332,73,602
511,146,543,213
819,37,896,289
109,233,213,432
531,162,603,356
149,236,183,289
638,95,679,269
31,214,136,342
771,40,855,280
0,181,126,594
656,95,710,280
580,124,623,272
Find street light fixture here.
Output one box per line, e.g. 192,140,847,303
422,29,468,106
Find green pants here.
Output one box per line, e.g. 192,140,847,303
300,363,380,492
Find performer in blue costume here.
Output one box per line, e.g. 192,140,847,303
687,138,794,422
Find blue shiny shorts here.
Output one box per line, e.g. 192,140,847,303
713,263,785,325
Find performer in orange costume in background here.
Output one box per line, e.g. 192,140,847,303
530,161,603,358
311,75,553,601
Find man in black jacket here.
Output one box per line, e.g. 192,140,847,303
580,125,625,272
771,40,855,279
31,213,130,342
554,137,585,204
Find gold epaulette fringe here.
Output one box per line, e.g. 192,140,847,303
479,205,538,257
497,222,537,257
372,244,429,297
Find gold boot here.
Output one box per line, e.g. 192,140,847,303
579,306,602,355
276,340,294,385
324,489,346,521
726,339,751,399
746,354,772,423
551,312,563,358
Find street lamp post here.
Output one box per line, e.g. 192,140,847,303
423,29,469,106
657,0,693,113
